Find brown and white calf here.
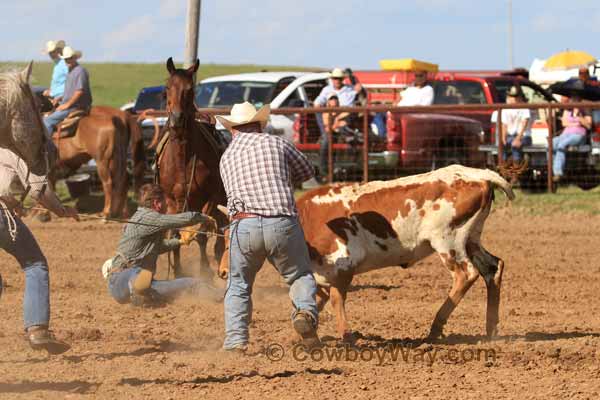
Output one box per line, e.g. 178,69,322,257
218,165,514,341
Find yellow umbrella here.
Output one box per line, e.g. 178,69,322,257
544,50,596,70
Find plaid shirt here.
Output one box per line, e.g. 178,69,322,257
113,207,205,271
220,132,314,217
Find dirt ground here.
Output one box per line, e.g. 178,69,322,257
1,206,600,400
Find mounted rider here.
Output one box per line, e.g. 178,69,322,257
43,46,93,137
42,40,68,105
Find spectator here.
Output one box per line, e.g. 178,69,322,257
490,86,532,162
578,66,598,84
43,46,93,136
42,40,68,103
314,68,359,181
397,70,434,106
314,67,359,107
322,93,351,136
552,95,592,183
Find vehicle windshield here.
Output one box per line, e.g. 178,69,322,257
195,81,277,108
134,89,165,111
432,81,486,104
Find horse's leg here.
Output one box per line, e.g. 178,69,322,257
96,160,112,218
166,201,184,278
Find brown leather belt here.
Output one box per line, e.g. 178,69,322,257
231,212,261,221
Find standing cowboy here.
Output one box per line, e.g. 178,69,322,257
41,40,68,104
43,46,92,136
0,147,78,355
217,102,320,352
102,184,220,306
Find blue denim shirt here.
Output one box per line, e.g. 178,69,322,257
50,59,68,98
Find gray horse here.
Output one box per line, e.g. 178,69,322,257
0,61,50,175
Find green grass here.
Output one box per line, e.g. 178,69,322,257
0,61,321,108
495,185,600,215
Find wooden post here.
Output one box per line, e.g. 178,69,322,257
547,106,554,192
363,106,369,183
496,108,503,166
327,130,333,184
184,0,201,70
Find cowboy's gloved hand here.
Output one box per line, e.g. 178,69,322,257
179,230,198,246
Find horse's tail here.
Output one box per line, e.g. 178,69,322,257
126,114,146,194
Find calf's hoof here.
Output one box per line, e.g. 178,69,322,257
426,324,445,342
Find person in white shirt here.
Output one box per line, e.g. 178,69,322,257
0,147,78,355
397,70,434,106
490,86,532,162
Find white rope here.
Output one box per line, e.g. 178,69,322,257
0,200,18,241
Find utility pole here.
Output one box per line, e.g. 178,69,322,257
184,0,201,70
508,0,514,69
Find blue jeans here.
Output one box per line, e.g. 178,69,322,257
43,108,75,136
108,267,203,304
504,134,532,162
0,211,50,328
224,216,318,349
552,132,585,176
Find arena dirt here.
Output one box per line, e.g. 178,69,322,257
1,208,600,399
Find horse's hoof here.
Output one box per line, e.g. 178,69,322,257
342,331,358,344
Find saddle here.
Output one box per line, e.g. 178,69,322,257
56,108,90,138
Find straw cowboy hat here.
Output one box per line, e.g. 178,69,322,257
329,67,345,79
60,46,82,60
216,102,270,131
44,40,65,54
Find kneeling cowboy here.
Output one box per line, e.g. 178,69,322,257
103,184,217,305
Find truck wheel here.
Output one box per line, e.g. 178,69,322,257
575,167,600,191
518,169,547,193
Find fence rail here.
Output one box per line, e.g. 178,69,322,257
141,102,600,191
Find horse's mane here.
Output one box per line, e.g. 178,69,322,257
0,70,27,118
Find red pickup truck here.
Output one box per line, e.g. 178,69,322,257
293,71,491,178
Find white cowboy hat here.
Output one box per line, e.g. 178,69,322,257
60,46,82,60
215,102,271,131
101,258,114,280
329,67,345,79
44,40,65,54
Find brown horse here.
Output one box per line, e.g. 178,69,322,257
51,106,139,217
157,57,227,277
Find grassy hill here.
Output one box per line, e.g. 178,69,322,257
0,62,320,108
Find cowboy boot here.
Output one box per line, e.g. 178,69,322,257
292,311,321,349
26,325,70,355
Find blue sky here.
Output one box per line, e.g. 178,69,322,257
2,0,598,70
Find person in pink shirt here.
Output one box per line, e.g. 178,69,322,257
552,95,593,182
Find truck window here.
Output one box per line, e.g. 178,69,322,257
195,81,277,108
491,80,516,103
301,80,328,104
272,77,296,100
280,88,303,107
520,84,551,104
520,84,552,122
433,81,486,104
